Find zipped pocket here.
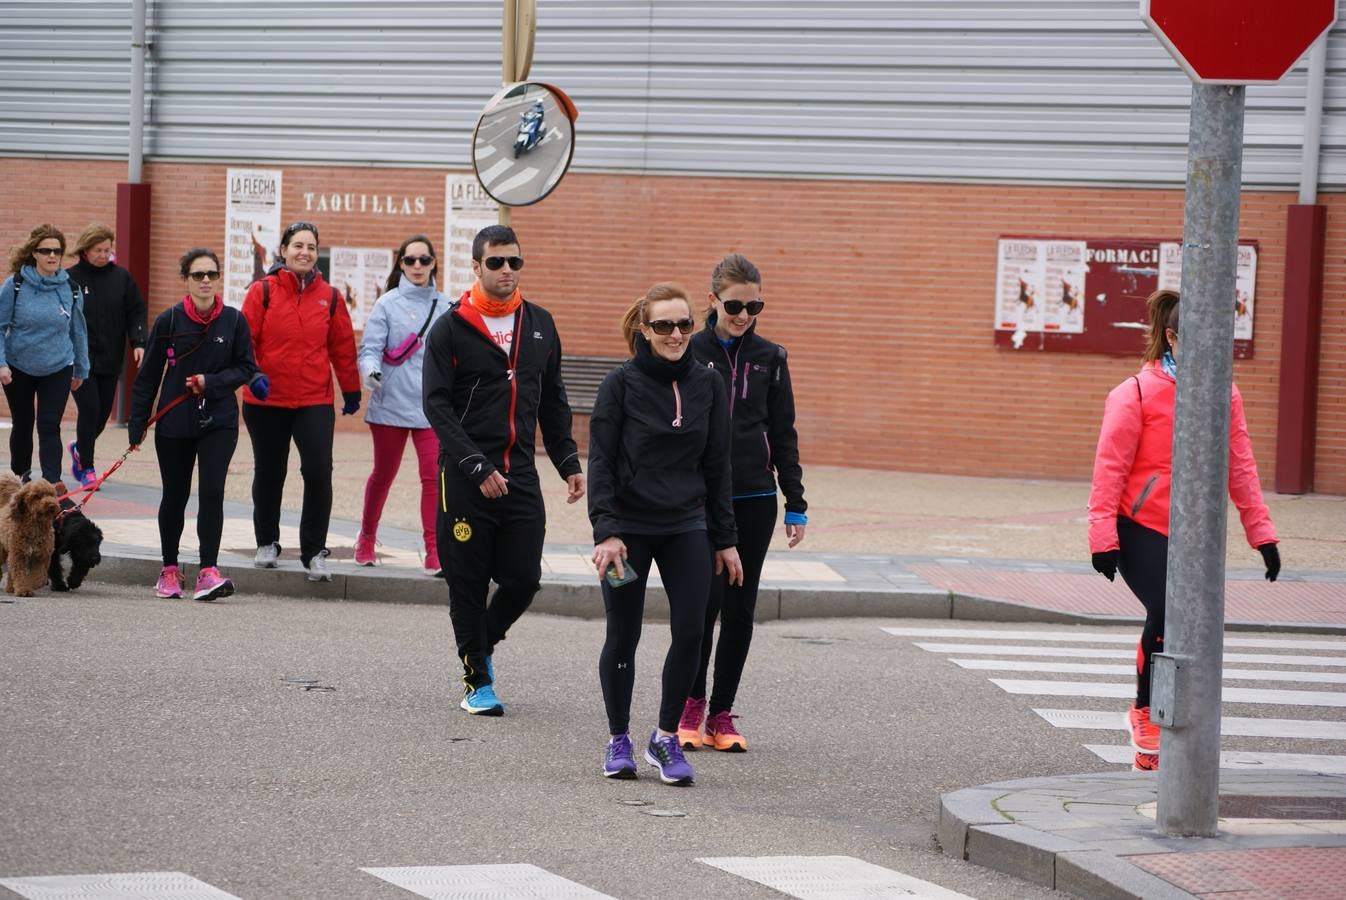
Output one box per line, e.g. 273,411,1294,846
762,431,771,469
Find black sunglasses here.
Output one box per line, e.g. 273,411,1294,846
32,247,64,257
283,221,319,244
187,270,221,282
482,255,524,271
646,318,694,336
401,255,435,267
717,296,765,316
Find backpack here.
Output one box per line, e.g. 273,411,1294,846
4,271,83,337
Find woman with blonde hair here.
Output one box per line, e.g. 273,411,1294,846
1088,288,1279,771
588,282,742,786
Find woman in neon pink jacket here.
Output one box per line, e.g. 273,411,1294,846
1087,289,1279,769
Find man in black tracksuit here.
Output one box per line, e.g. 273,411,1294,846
422,225,583,716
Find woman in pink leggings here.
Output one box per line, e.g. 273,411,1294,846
355,235,451,575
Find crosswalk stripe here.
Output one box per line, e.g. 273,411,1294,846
0,872,240,899
917,642,1346,667
697,855,974,900
1084,743,1346,775
361,864,614,899
1034,708,1346,740
951,658,1346,684
476,158,514,190
884,626,1346,651
990,678,1346,707
490,166,541,195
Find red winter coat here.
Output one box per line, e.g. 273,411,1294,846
240,268,359,408
1088,361,1276,554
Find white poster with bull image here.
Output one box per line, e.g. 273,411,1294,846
444,175,500,300
995,239,1045,346
1042,240,1087,334
1158,241,1257,341
224,168,282,308
329,247,394,331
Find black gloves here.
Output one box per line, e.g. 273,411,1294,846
127,422,146,447
1092,550,1119,582
1258,543,1280,582
341,390,361,416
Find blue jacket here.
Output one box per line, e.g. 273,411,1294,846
0,265,90,379
357,277,450,429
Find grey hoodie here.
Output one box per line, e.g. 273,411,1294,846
357,276,450,429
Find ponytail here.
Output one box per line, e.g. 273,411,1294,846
620,282,691,354
1142,289,1180,362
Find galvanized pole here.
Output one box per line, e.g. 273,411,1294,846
128,0,146,184
1155,82,1245,836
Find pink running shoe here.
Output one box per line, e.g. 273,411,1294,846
354,531,378,566
677,696,707,750
704,710,747,752
155,565,184,599
193,567,234,602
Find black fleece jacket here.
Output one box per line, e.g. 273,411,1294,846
67,259,147,375
689,315,806,515
587,339,737,549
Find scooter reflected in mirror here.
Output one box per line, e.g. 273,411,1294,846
472,82,577,207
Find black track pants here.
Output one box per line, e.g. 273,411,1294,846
4,364,73,483
242,403,335,565
72,372,119,471
156,428,238,568
1117,515,1167,708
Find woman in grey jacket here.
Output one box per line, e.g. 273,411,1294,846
354,235,451,575
0,224,89,487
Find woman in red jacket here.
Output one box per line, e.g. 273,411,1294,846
1088,289,1279,771
240,222,361,582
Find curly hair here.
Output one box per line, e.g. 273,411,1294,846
8,224,66,276
73,223,115,259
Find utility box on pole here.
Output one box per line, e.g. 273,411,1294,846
1139,0,1336,837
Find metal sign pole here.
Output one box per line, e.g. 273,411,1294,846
1154,82,1245,837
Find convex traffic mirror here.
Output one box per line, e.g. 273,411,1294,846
471,82,576,207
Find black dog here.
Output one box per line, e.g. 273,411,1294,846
49,501,103,592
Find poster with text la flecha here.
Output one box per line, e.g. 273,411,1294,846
329,247,394,331
1157,241,1258,341
224,168,282,308
444,175,499,299
1042,240,1087,335
995,238,1046,341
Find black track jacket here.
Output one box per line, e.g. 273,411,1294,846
422,296,581,490
67,259,147,376
689,316,806,515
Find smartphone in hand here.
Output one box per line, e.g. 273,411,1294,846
605,562,640,588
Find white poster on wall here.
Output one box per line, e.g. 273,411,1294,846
1042,240,1087,334
329,247,394,331
1158,241,1257,341
444,175,499,299
995,239,1045,344
224,168,282,308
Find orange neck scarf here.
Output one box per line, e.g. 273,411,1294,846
470,280,522,318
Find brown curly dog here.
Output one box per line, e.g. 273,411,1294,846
0,475,61,596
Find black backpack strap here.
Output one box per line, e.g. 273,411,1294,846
262,280,269,310
330,286,339,319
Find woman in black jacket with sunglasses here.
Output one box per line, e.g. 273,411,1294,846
129,248,261,603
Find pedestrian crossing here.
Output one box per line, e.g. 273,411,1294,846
884,624,1346,774
0,857,976,900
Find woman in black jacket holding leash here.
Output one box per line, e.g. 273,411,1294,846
589,282,743,787
129,249,262,603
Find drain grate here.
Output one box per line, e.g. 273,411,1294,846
1218,795,1346,820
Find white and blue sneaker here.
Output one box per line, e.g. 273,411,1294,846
461,683,504,716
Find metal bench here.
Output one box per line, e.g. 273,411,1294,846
560,355,622,414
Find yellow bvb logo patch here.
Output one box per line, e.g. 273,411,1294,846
453,520,473,542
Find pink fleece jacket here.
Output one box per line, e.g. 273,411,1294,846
1087,361,1277,554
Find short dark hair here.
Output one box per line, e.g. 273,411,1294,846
472,225,519,260
179,248,221,278
281,221,319,248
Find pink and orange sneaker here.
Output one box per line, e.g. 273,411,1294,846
193,567,234,602
1127,704,1161,754
354,532,377,566
677,696,706,750
154,565,184,599
1132,752,1159,772
704,710,747,752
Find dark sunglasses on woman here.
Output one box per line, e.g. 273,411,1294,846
187,270,221,282
402,255,435,266
647,318,694,336
32,247,63,257
482,255,525,271
717,296,765,316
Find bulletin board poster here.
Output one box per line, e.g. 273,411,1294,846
223,168,282,309
329,247,393,331
444,175,499,299
993,236,1255,358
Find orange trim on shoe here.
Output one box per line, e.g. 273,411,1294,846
1127,704,1161,754
704,711,747,752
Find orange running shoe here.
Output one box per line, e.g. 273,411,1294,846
704,710,747,752
677,696,706,750
1132,752,1159,772
1127,704,1161,754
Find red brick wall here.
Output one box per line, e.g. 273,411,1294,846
2,158,1342,494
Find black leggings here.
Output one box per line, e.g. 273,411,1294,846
242,403,335,565
72,372,120,471
692,495,777,714
3,364,73,483
600,529,711,736
156,428,237,568
1117,515,1167,707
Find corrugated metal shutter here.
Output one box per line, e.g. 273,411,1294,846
0,0,1341,190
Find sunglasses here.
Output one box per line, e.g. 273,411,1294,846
646,318,694,336
482,255,524,271
187,270,221,282
717,296,765,316
283,221,319,244
32,247,64,257
402,255,435,267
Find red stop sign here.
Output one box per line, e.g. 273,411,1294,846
1142,0,1336,83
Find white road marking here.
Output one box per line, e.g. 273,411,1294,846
0,872,241,899
916,642,1346,667
361,864,615,899
951,658,1346,684
698,856,975,900
990,678,1346,707
474,141,497,160
476,158,514,189
884,626,1346,651
1084,743,1346,775
490,166,541,195
1035,708,1346,740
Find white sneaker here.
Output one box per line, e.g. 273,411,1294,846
254,542,280,568
304,549,332,582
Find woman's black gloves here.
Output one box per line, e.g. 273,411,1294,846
1258,543,1280,582
1092,550,1119,582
